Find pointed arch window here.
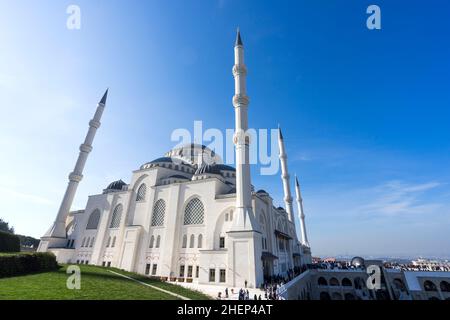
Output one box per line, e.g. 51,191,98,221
111,236,116,248
151,199,166,227
89,237,95,247
184,198,204,225
189,234,195,248
149,235,155,248
182,235,187,248
86,209,101,230
156,235,161,248
136,184,147,201
106,236,111,248
198,234,203,248
110,204,123,228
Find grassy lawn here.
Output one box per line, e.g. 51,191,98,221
0,265,210,300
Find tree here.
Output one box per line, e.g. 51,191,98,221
0,218,14,234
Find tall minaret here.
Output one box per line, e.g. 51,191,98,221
46,90,108,240
278,126,295,223
295,175,310,247
231,29,256,231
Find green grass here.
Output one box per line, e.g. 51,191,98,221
0,265,211,300
0,252,21,256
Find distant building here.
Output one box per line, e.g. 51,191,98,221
280,258,450,300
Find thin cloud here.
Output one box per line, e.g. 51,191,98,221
356,181,443,217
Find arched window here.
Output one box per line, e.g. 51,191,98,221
330,277,339,286
229,210,233,221
110,204,123,228
89,237,95,247
320,292,331,300
111,236,116,248
136,183,147,201
198,234,203,248
86,209,101,230
156,235,161,248
342,278,352,287
106,236,111,247
344,293,356,300
149,236,155,248
81,237,86,247
424,280,438,291
182,235,187,248
393,278,406,291
151,199,166,226
85,237,90,247
318,277,328,286
332,292,343,300
354,277,365,290
189,234,195,248
184,198,204,225
440,281,450,292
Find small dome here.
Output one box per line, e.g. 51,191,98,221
277,206,285,211
351,256,365,268
106,180,126,191
257,189,268,194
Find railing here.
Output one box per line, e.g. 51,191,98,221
277,270,312,300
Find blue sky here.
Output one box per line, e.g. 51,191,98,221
0,0,449,258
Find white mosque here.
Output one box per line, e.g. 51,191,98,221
38,31,312,289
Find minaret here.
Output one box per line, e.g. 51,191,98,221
231,29,256,231
228,29,262,288
295,175,310,247
44,90,108,240
278,126,295,223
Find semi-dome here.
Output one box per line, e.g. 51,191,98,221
140,157,193,170
106,179,126,191
194,163,222,176
215,164,236,172
150,157,176,164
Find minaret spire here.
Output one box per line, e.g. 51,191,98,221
235,28,243,46
231,29,256,231
278,126,295,223
41,89,108,242
295,175,310,247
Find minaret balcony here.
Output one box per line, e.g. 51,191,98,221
232,94,249,107
232,64,247,76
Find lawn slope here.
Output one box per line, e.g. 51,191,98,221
0,265,210,300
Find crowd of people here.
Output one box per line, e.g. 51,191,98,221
384,262,450,272
259,266,307,300
216,287,263,300
312,259,450,272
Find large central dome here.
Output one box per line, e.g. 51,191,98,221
165,143,223,166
